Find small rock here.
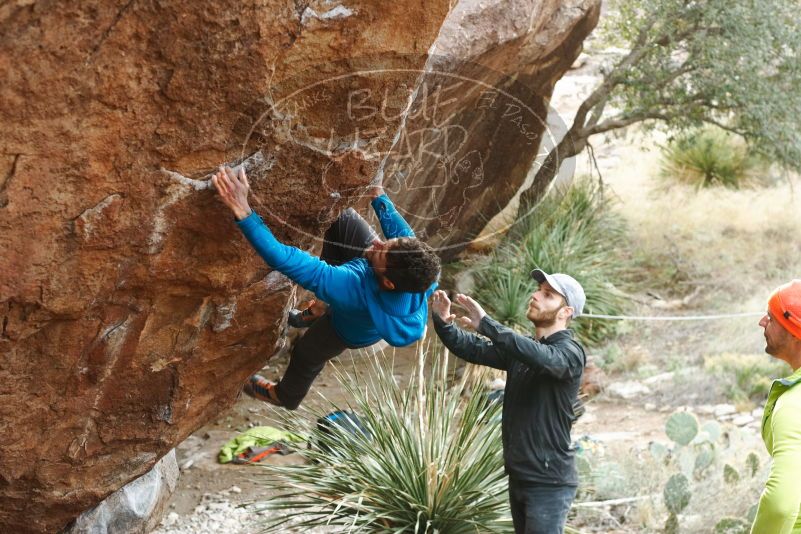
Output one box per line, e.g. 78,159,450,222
606,381,651,400
752,407,764,419
181,459,194,470
733,414,755,427
713,404,737,417
697,405,715,415
643,371,674,386
645,403,656,411
230,485,242,494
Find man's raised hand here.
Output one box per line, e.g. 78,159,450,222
212,165,253,221
454,293,487,330
431,290,456,324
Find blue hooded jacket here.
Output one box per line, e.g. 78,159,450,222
236,195,437,347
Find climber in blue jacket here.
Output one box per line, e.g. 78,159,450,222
212,165,440,409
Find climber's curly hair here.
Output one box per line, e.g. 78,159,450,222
384,238,441,293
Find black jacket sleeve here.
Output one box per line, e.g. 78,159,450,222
432,314,508,371
476,316,584,379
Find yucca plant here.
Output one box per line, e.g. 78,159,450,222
473,266,536,328
254,344,512,533
660,128,764,189
474,177,635,345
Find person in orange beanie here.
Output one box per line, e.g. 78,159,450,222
752,280,801,533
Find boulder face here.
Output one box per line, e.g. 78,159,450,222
0,2,447,532
388,0,601,259
0,0,599,532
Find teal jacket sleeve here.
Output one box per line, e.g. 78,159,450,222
236,211,361,307
371,194,415,238
751,396,801,534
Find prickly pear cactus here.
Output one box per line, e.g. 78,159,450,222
664,473,691,515
694,445,715,478
666,412,699,446
746,452,760,477
593,461,627,499
714,517,749,534
650,441,670,463
746,503,759,523
700,420,722,443
723,464,740,484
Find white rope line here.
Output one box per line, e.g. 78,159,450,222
580,311,764,321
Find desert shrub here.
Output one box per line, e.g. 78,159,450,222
256,347,512,533
572,411,767,532
660,128,765,189
473,177,637,345
704,353,790,406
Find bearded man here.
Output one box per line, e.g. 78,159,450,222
431,269,587,534
751,280,801,533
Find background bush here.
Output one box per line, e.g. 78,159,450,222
660,128,765,189
472,177,637,345
704,353,790,408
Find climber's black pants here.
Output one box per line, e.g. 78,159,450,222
275,208,378,409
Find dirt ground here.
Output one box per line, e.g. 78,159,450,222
154,352,669,533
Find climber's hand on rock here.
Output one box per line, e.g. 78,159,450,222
213,165,252,221
369,184,385,199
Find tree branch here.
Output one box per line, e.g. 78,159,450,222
571,14,661,130
701,118,748,137
580,112,677,137
572,13,699,135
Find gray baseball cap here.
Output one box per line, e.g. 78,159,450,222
530,269,586,318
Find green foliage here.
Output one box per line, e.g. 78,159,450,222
746,503,759,523
649,441,670,464
704,353,789,404
693,445,715,478
596,0,801,172
746,452,760,477
473,266,535,327
578,418,764,532
714,517,750,534
724,464,740,485
660,127,764,189
665,411,699,446
474,177,637,346
700,421,722,443
664,512,679,534
664,473,691,515
591,461,629,500
257,350,512,533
